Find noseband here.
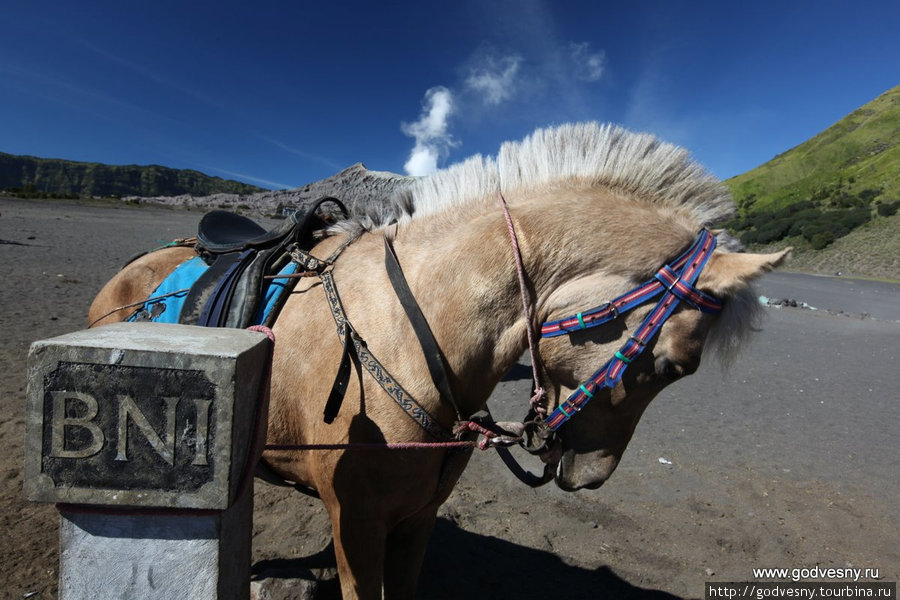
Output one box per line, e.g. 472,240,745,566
497,195,724,433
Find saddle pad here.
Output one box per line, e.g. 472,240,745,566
129,256,298,325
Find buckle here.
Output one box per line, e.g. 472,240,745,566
607,302,619,318
290,248,325,272
522,420,555,455
665,274,681,292
628,335,646,347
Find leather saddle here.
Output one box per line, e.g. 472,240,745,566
179,197,348,328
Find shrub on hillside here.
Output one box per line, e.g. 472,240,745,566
876,200,899,217
735,205,871,249
810,231,835,250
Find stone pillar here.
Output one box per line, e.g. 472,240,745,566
24,322,271,600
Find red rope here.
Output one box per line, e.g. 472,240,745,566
247,324,276,342
264,421,523,452
249,296,524,453
265,441,477,451
497,192,547,417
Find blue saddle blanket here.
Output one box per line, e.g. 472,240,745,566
129,255,298,325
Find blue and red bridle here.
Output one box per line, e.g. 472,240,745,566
539,228,724,431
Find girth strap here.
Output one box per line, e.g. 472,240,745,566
180,250,247,325
199,249,255,326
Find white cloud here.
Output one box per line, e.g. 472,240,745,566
401,86,456,176
569,42,606,82
397,40,608,176
465,55,522,105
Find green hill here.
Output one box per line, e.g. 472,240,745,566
0,153,266,198
725,85,900,253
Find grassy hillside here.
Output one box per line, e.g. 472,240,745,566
724,85,900,255
0,153,266,198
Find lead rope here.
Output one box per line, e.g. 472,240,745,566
497,192,546,417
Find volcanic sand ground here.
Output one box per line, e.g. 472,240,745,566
1,198,897,599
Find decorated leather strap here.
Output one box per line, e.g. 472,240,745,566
319,269,450,441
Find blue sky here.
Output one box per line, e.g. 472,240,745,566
2,1,898,190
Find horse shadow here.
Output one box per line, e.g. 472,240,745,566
251,517,688,599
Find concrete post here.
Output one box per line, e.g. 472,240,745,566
24,322,271,600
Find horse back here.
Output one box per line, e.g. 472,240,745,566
88,246,198,327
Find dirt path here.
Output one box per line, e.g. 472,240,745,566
2,198,896,599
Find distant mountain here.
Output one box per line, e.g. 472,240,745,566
131,163,412,220
0,153,265,198
724,85,900,251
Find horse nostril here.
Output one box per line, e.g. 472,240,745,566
655,357,682,380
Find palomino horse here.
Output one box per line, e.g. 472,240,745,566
90,123,789,599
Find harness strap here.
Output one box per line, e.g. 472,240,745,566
383,235,464,422
323,322,360,424
494,446,555,487
654,265,722,313
320,269,451,441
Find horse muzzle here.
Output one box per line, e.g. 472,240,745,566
554,448,619,491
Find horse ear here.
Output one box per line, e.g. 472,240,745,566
698,248,792,296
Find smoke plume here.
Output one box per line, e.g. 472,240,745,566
401,86,455,176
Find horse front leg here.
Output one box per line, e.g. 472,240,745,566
382,507,439,600
324,496,388,600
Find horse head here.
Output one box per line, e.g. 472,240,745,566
535,241,790,491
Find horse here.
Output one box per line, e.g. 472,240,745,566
89,122,789,599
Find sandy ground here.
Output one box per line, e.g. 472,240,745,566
1,198,897,599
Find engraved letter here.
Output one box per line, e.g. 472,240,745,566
115,396,179,465
191,398,212,466
50,391,104,458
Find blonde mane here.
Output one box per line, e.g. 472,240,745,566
331,122,759,367
341,122,735,233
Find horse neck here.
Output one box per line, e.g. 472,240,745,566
384,206,534,416
355,185,696,418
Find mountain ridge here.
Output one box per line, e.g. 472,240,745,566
0,152,265,198
723,85,899,278
726,85,900,214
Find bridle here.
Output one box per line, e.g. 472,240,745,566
497,193,724,437
535,227,724,430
